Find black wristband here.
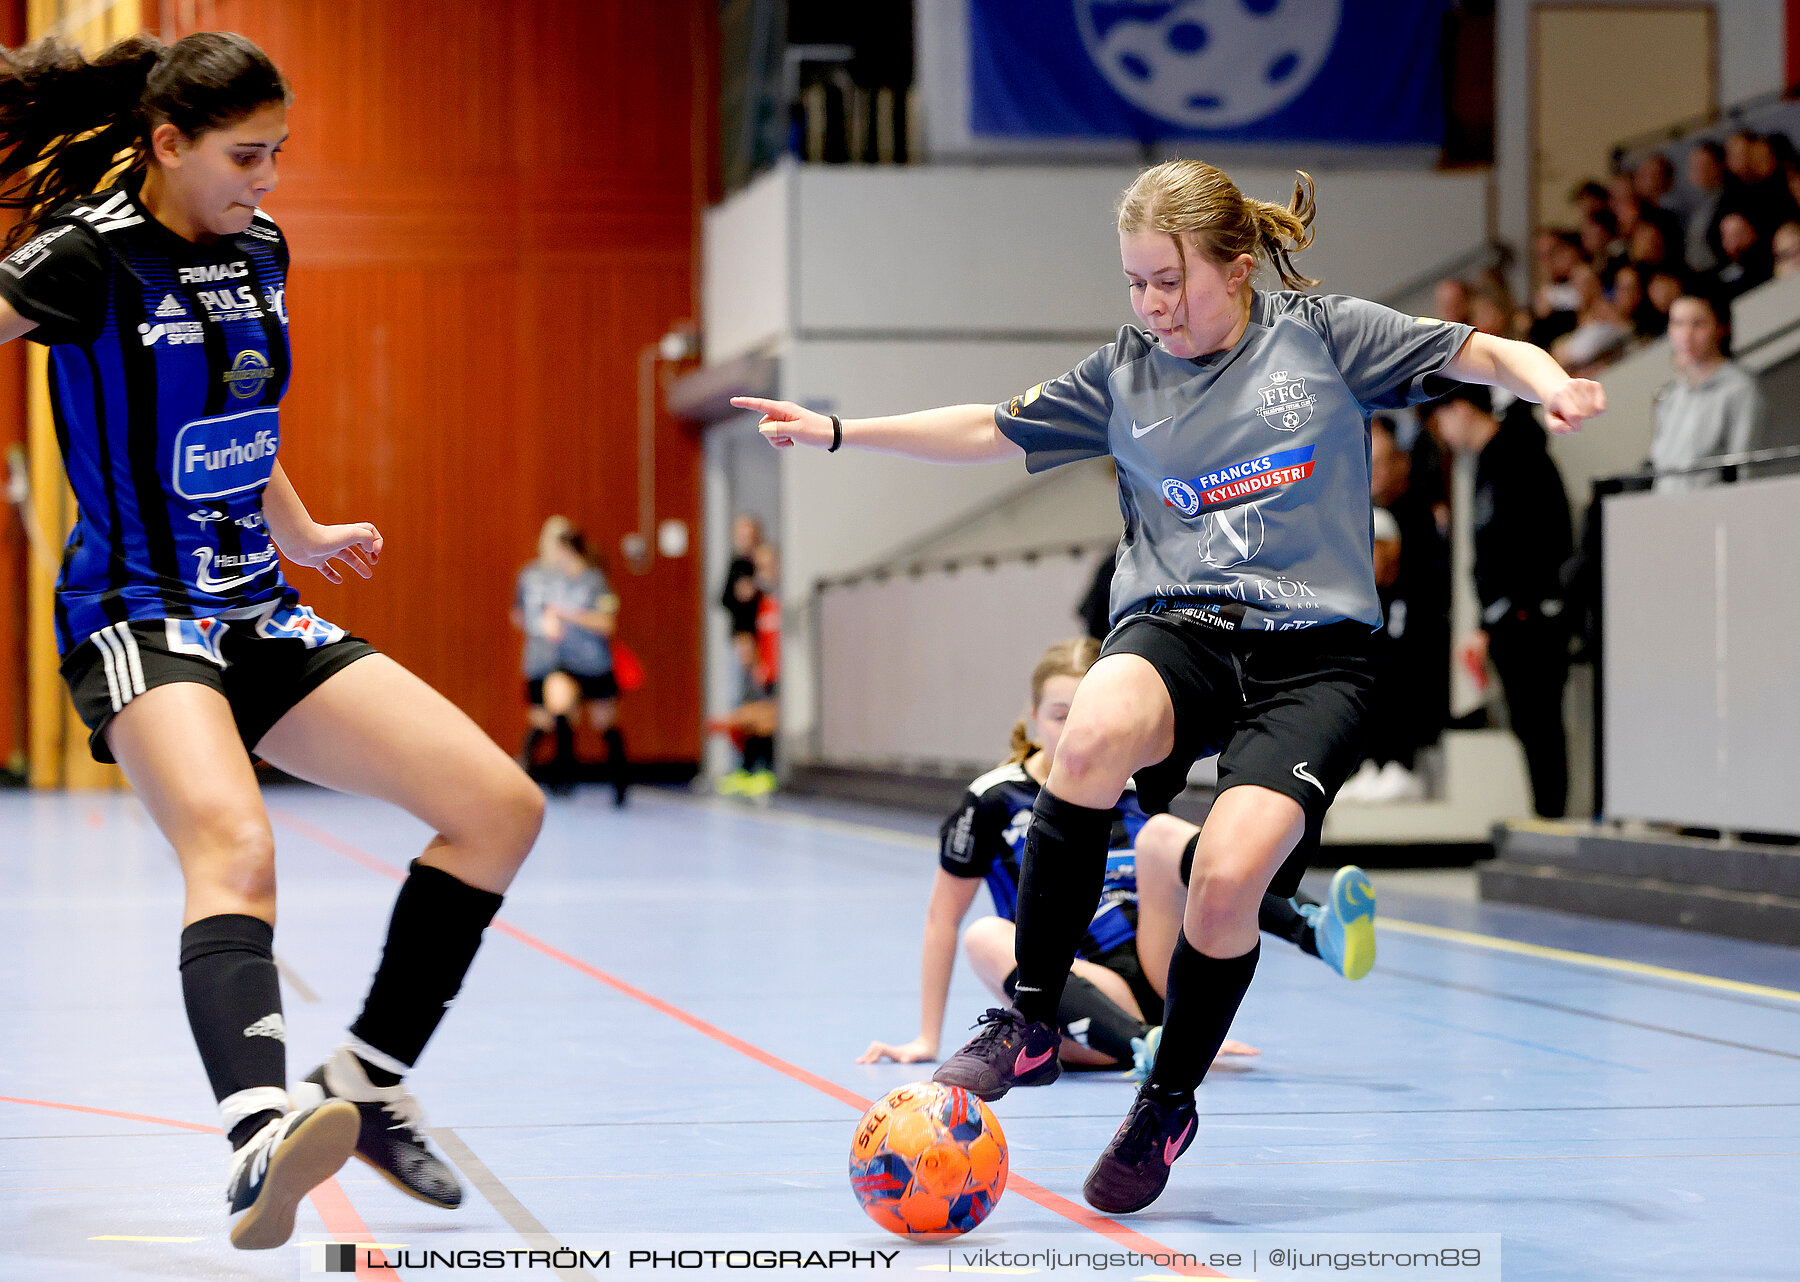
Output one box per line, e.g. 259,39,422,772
828,415,843,452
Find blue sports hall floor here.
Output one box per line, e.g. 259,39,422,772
1,784,1795,1280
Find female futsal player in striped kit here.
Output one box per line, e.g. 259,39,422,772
737,158,1604,1214
0,33,543,1248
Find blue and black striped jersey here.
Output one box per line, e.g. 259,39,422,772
938,762,1149,958
0,176,295,654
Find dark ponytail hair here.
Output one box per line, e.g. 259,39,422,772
0,31,289,249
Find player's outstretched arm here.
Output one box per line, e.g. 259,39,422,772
857,869,982,1064
731,397,1024,465
1443,331,1607,434
263,461,384,585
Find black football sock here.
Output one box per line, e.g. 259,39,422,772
743,736,774,773
1143,933,1259,1103
603,726,628,778
1057,973,1150,1063
1004,966,1150,1064
551,716,575,778
1010,790,1114,1027
348,860,504,1083
1259,893,1318,956
179,915,287,1148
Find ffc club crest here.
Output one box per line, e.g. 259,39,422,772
1254,370,1316,432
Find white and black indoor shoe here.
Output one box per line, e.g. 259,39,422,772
226,1098,361,1250
295,1045,465,1209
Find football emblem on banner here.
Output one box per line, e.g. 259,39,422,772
1075,0,1343,130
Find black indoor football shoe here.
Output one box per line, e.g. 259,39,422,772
1082,1088,1199,1215
931,1007,1062,1101
296,1046,464,1209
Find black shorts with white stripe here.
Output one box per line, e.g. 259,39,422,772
60,616,376,765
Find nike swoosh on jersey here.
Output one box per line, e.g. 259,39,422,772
1131,415,1173,439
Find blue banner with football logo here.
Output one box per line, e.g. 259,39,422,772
970,0,1452,145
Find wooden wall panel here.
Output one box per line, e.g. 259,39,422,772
0,0,24,778
163,0,708,761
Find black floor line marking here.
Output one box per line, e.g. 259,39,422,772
1379,967,1800,1061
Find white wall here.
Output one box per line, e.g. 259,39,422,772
703,164,791,365
774,336,1102,745
789,166,1489,331
1605,472,1800,833
705,165,1492,350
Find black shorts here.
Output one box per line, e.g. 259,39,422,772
61,613,377,765
1084,935,1163,1026
525,671,619,705
1100,613,1378,899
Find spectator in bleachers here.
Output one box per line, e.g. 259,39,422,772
1340,507,1424,803
1772,221,1800,279
1725,129,1757,184
1550,265,1632,372
1632,153,1677,208
1632,153,1690,262
1466,287,1512,340
1732,133,1800,239
1650,292,1763,492
1433,276,1471,326
1578,208,1624,284
1709,212,1773,304
1719,131,1795,242
1425,389,1573,820
1610,265,1646,336
1627,219,1677,282
1683,141,1728,273
1643,269,1684,333
1609,265,1663,341
1571,180,1610,222
1340,417,1450,804
1529,230,1585,349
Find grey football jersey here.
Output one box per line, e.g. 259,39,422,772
996,290,1472,631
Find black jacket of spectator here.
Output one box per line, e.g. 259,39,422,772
1723,174,1800,243
1711,246,1774,304
1473,403,1573,623
721,556,762,635
1078,552,1114,642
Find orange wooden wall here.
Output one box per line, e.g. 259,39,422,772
0,0,26,778
159,0,710,762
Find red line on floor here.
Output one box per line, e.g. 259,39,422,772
0,1093,218,1134
271,806,1225,1278
0,1093,395,1274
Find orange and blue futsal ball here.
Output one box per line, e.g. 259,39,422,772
849,1082,1008,1241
